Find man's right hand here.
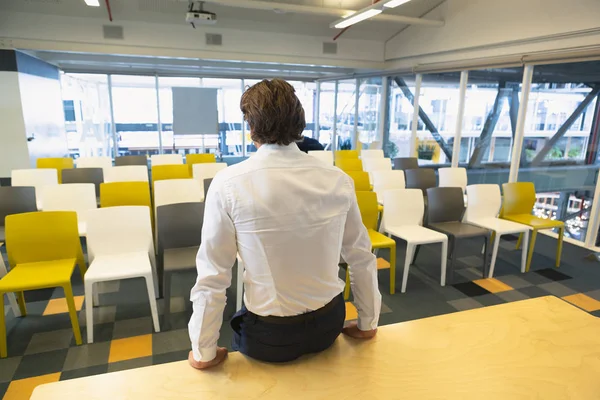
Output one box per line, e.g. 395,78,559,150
342,322,377,339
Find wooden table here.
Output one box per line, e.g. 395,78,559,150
32,296,600,399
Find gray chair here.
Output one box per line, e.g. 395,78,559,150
0,187,37,242
405,168,437,195
393,157,418,171
62,168,104,198
425,187,491,284
156,202,205,329
203,178,213,200
115,155,148,166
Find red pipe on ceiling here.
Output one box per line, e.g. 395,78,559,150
105,0,113,22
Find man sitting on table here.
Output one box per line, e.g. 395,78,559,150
188,78,381,370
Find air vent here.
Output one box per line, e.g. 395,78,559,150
103,25,124,40
206,33,222,46
323,42,338,55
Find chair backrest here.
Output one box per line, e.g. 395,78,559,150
465,184,502,221
150,154,183,166
346,171,371,191
361,149,384,159
373,170,406,204
75,156,112,171
383,189,425,228
308,150,334,165
154,179,203,208
36,158,74,184
104,166,149,183
115,155,147,166
502,182,536,216
355,191,379,230
192,163,227,182
0,187,37,227
41,184,97,224
335,158,363,172
203,178,213,199
335,150,359,159
405,168,436,194
62,168,104,197
393,157,418,170
100,182,152,209
186,153,216,165
11,168,58,189
438,167,468,192
5,211,82,267
427,187,465,224
85,206,155,266
152,165,191,186
362,158,392,173
157,202,205,250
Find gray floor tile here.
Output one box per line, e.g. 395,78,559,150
380,302,392,314
496,290,531,303
78,305,117,327
158,297,187,315
112,317,153,339
447,298,483,311
25,329,73,355
63,342,111,371
476,294,507,307
107,356,153,373
152,329,191,355
96,281,121,294
0,356,21,383
456,267,483,280
538,282,577,297
584,289,600,301
496,274,534,289
457,256,484,268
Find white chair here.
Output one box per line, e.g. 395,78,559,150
11,169,59,210
383,189,448,293
361,149,384,159
103,166,149,183
75,156,113,171
40,183,97,236
150,154,183,166
84,206,159,343
373,170,405,205
192,163,227,194
439,167,468,192
362,158,392,184
465,184,530,278
308,150,334,165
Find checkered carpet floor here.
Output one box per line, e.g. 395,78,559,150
2,234,600,399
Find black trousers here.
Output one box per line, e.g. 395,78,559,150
231,293,345,363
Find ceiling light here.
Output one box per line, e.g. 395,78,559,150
84,0,100,6
331,8,382,29
383,0,412,8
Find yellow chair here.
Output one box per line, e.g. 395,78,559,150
186,154,216,175
501,182,564,272
36,157,74,184
151,165,191,189
335,150,359,159
344,191,396,298
100,182,152,209
335,158,363,172
0,211,85,357
347,171,371,191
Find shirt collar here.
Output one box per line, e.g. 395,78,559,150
255,142,301,155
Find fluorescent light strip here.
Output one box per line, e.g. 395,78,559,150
332,9,382,29
85,0,100,6
383,0,412,8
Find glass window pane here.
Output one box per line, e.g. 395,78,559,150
318,81,336,149
358,77,383,149
387,76,416,159
203,78,244,157
336,79,357,150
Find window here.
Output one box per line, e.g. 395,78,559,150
387,75,416,159
336,79,357,150
318,81,336,148
357,77,383,148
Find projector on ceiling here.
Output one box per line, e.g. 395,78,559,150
186,1,217,27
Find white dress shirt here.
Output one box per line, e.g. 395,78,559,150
189,143,381,362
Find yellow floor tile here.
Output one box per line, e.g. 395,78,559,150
473,278,513,294
345,302,358,321
562,293,600,312
377,258,390,270
109,334,153,363
4,372,61,400
43,295,85,316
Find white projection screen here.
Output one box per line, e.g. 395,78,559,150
172,87,218,135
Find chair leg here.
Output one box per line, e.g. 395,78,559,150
448,238,457,285
63,285,82,346
520,230,530,273
526,229,538,272
401,244,414,293
488,233,501,279
482,235,490,278
412,245,421,265
0,257,20,318
516,233,523,250
556,226,564,268
144,275,160,333
389,245,396,295
16,292,27,317
163,272,172,330
440,240,448,287
344,267,351,300
0,293,6,358
84,280,95,344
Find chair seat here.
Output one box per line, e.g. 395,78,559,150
429,222,490,239
0,259,77,291
468,217,530,235
368,229,395,249
86,251,152,282
386,225,447,245
503,214,564,229
164,246,199,272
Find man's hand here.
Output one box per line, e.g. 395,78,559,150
342,322,377,339
188,347,228,370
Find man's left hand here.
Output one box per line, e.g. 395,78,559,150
188,347,228,370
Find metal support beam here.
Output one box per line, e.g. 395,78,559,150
353,78,360,150
451,71,468,168
332,80,339,152
154,75,163,154
585,92,600,165
382,77,392,156
409,74,422,158
107,74,118,158
508,65,534,183
394,76,453,161
531,86,600,166
314,81,321,140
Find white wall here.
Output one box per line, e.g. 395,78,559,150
385,0,600,70
0,11,385,70
0,71,30,177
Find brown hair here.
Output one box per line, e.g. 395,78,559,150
240,79,306,146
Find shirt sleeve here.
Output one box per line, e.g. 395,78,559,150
188,177,238,362
340,179,382,331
